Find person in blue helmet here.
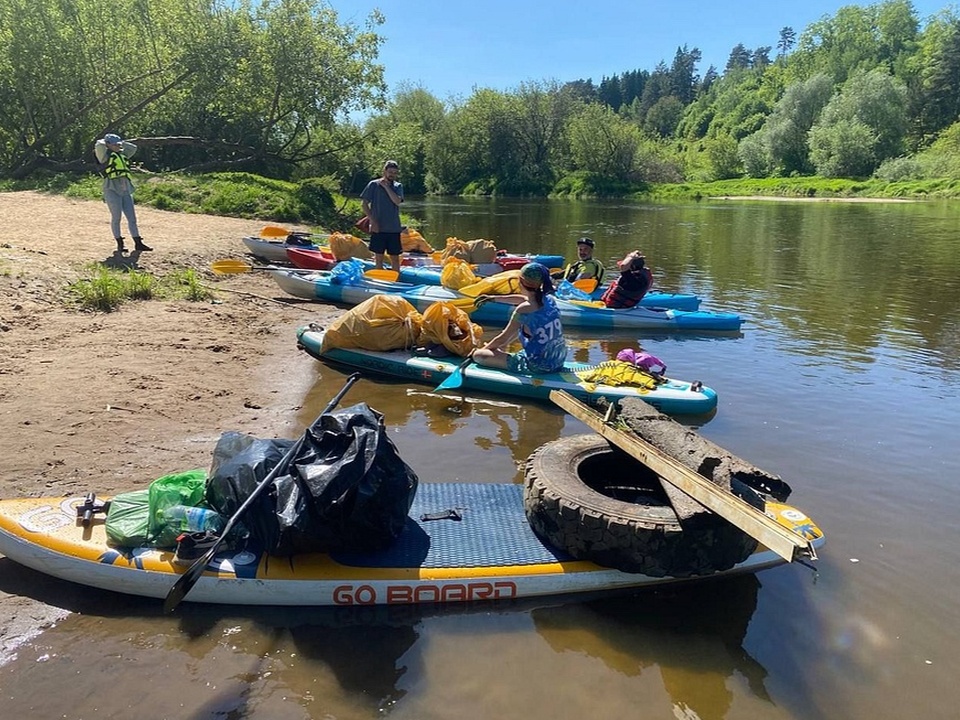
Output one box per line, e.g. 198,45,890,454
472,262,568,374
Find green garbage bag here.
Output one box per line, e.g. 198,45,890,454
147,469,207,548
104,489,151,547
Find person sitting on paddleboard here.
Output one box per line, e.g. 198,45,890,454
472,262,568,374
552,237,605,284
601,250,652,308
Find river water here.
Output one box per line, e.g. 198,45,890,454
2,197,959,719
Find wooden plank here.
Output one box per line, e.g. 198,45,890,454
550,391,815,563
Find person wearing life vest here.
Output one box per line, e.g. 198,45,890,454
94,133,151,254
601,250,652,308
553,237,605,284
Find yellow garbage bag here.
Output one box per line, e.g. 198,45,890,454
440,236,471,263
440,258,480,290
401,228,434,254
329,232,374,261
319,295,422,353
458,270,522,298
418,301,484,358
575,360,662,390
465,238,498,264
440,236,499,264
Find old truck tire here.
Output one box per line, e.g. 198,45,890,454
523,435,764,577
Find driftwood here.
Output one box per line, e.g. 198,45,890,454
553,392,813,563
612,397,793,502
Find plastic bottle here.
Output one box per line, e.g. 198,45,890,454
163,505,224,533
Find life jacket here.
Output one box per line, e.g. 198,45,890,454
601,267,652,309
563,258,605,284
104,151,133,179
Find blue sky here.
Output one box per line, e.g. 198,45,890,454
328,1,947,102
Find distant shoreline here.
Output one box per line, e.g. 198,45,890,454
709,195,917,203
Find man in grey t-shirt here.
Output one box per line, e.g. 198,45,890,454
360,160,404,270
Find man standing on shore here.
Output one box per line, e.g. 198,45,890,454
360,160,404,271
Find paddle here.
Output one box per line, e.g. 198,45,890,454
259,225,330,241
211,260,315,275
163,372,361,612
260,225,292,238
364,268,400,282
434,355,474,392
572,278,599,294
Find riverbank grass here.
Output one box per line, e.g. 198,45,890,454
68,266,213,312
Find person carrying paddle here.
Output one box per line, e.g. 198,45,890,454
360,160,404,271
601,250,652,308
94,133,152,254
472,263,568,374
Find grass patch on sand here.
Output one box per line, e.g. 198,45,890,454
68,266,214,312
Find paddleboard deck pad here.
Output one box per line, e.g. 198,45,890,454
0,484,822,606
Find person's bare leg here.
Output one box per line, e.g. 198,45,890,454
374,253,385,270
389,253,401,270
472,348,511,369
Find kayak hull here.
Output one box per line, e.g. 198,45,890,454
296,326,719,416
270,271,733,331
0,487,822,606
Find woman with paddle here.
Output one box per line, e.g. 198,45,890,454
471,263,568,374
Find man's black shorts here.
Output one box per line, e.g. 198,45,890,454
370,232,402,255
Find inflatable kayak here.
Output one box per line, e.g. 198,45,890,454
0,485,821,606
241,235,331,263
296,326,717,415
286,246,570,281
271,271,735,331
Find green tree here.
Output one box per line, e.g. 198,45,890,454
726,43,752,72
0,0,387,177
777,27,797,59
644,96,685,138
363,85,445,194
669,45,702,105
738,73,834,176
808,68,908,176
911,12,960,141
788,0,918,84
566,103,641,180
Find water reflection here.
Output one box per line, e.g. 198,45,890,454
531,577,767,720
410,198,960,376
0,557,800,720
296,370,570,483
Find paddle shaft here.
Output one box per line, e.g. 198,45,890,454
163,372,361,612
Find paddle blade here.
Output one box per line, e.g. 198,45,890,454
573,278,598,293
260,225,291,238
434,369,465,392
364,269,399,282
163,540,225,613
211,260,254,274
569,299,606,309
434,357,473,392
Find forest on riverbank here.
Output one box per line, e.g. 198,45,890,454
3,0,960,205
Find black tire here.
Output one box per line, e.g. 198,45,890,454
523,435,764,577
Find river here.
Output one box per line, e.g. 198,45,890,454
2,197,959,719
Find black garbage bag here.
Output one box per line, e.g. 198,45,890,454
204,403,418,556
203,432,295,551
